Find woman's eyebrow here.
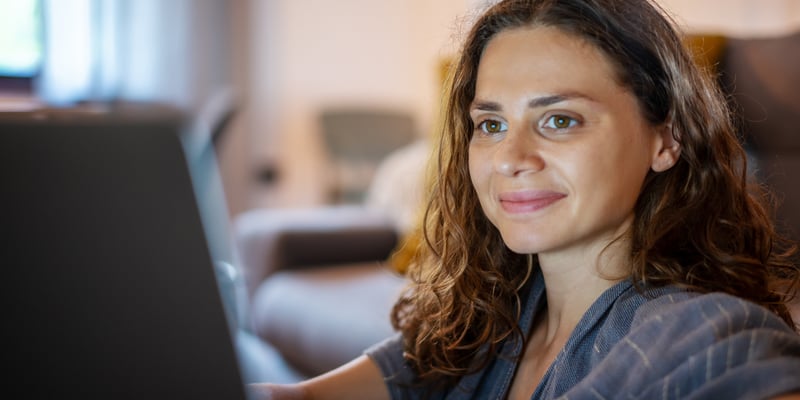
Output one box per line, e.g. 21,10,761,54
528,92,594,108
528,94,571,108
471,93,594,112
471,100,502,112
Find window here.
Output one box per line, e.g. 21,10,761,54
0,0,43,93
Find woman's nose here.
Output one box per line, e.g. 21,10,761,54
494,129,545,176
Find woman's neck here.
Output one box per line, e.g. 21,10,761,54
535,238,631,345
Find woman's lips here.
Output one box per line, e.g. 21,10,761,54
499,190,566,213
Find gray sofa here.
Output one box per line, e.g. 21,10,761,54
231,134,430,380
233,134,430,380
234,206,407,380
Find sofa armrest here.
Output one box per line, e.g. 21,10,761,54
250,262,405,377
275,228,398,268
233,205,399,300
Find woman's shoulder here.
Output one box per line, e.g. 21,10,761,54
592,285,799,368
628,288,796,335
569,288,800,399
616,288,800,380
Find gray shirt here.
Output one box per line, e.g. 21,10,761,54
366,269,800,399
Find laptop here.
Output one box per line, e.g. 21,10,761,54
1,105,252,399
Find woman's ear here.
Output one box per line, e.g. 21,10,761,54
651,124,681,172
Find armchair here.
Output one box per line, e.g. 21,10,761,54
233,130,430,380
234,206,407,379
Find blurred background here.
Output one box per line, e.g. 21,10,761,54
2,0,799,219
3,0,800,385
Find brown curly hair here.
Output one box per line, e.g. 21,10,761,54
391,0,799,387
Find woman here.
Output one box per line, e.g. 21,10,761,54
251,0,800,398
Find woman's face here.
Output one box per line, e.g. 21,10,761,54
468,26,672,258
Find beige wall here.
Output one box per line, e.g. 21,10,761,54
225,0,800,215
240,0,471,210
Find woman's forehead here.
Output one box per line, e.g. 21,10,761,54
473,26,628,104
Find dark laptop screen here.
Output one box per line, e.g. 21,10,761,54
1,106,248,399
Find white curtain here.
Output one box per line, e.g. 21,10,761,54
36,0,92,104
35,0,229,111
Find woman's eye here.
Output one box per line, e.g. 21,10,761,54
477,119,507,134
542,115,578,130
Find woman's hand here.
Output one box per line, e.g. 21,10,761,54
247,355,390,400
247,383,308,400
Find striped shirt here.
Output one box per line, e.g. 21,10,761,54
366,269,800,399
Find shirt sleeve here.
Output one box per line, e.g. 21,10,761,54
365,333,428,400
563,292,800,400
